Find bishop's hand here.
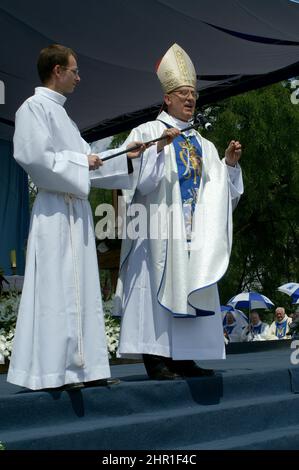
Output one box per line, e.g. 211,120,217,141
225,140,242,167
157,128,180,153
126,142,148,159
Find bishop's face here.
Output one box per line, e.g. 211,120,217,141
164,86,197,122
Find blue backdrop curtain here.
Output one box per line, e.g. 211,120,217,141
0,138,29,275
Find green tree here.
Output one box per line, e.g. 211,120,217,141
202,83,299,311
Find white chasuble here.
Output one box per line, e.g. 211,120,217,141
114,111,243,360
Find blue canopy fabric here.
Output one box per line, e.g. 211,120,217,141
1,1,299,270
0,139,29,275
0,0,299,141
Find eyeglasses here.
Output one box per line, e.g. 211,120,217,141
61,67,80,76
170,89,199,100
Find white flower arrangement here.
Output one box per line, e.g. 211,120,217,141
0,293,120,362
0,293,19,364
103,297,120,359
0,326,15,364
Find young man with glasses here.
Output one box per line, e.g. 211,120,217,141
7,44,148,390
114,43,244,380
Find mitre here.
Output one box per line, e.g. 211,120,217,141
156,43,197,93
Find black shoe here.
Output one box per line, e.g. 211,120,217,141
43,382,84,391
148,366,182,380
170,360,215,378
84,378,120,387
63,382,85,390
143,354,182,380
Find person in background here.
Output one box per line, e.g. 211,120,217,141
241,310,269,342
223,311,245,343
287,308,299,339
267,307,292,340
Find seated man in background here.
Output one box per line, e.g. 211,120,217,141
288,309,299,339
267,307,292,340
223,311,245,343
241,310,269,342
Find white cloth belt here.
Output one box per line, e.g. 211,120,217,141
38,188,88,200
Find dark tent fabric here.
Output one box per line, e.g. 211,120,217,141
0,139,29,275
1,0,299,142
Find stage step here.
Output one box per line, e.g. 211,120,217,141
1,390,299,449
181,424,299,450
1,349,298,450
0,367,292,429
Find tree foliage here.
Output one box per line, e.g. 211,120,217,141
202,83,299,310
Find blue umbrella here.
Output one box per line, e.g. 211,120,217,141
227,292,274,310
278,283,299,303
220,305,234,312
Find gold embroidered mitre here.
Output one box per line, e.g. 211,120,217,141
156,43,197,93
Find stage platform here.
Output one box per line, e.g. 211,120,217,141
1,341,299,450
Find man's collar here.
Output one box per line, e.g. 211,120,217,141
276,315,288,324
35,87,67,106
157,111,197,136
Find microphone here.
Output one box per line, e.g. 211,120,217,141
195,112,213,131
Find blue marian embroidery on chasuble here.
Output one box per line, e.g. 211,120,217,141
172,134,202,239
275,320,288,338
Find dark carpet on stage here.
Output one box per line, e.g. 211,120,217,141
1,341,299,450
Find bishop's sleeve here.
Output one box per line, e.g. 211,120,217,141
225,162,244,210
13,99,90,198
136,145,166,196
